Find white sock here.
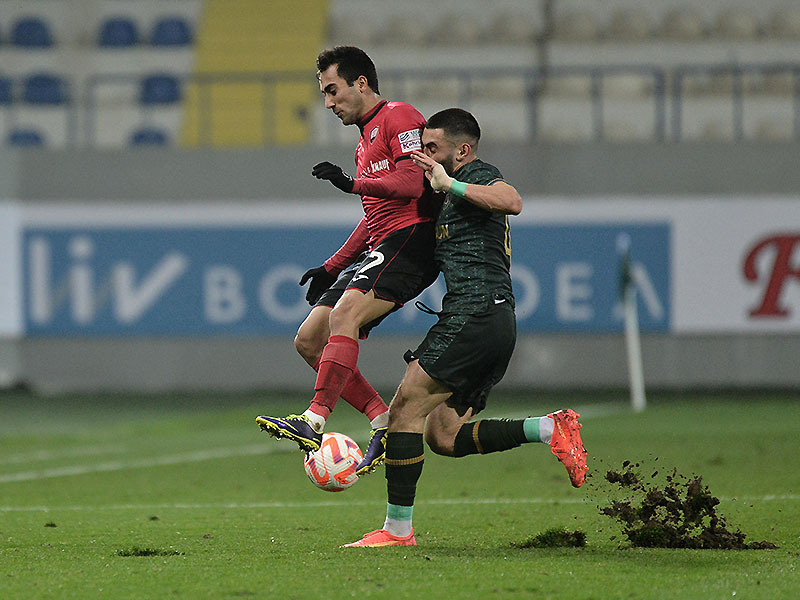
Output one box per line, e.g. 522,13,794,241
383,517,413,538
539,416,555,444
302,409,326,433
370,411,389,429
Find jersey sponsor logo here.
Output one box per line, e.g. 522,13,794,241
369,158,390,174
370,126,379,142
398,128,421,153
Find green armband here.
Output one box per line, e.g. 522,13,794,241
449,179,467,197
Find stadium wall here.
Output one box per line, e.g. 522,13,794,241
2,142,799,393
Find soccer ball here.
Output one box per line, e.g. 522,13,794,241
303,432,363,492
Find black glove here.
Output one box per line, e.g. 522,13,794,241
312,161,354,193
299,265,338,305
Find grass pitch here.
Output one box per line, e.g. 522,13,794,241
0,390,798,599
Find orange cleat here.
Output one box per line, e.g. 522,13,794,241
341,529,417,548
549,409,588,488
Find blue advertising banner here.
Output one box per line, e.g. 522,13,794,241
22,223,670,336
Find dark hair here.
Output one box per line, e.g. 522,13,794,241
316,46,380,94
425,108,481,144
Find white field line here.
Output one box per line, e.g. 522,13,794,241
0,406,617,470
0,443,293,484
1,494,798,513
0,445,130,466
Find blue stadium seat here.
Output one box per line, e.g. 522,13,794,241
24,73,68,104
151,16,193,46
11,17,54,47
129,126,169,146
98,17,140,47
8,128,45,147
139,74,181,104
0,77,12,105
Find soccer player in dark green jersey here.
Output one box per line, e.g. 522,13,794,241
344,108,588,548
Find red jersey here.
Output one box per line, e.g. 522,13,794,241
323,100,437,274
352,100,435,245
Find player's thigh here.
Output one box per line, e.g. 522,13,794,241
389,360,452,432
329,288,396,332
295,305,332,360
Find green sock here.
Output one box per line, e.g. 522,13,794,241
384,503,414,537
386,503,413,521
522,417,542,442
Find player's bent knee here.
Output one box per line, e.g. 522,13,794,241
294,333,316,362
294,326,326,362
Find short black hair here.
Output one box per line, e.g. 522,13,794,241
316,46,380,94
425,108,481,144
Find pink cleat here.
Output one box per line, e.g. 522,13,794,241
549,409,588,488
342,529,417,547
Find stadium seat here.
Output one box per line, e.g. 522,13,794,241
151,16,193,46
98,17,140,47
700,120,734,141
546,75,592,98
606,9,652,41
129,126,169,146
139,74,182,104
604,74,651,98
435,14,482,46
0,77,12,105
7,128,44,147
754,118,795,141
11,17,54,47
762,72,796,95
328,13,376,47
23,73,68,105
660,8,705,40
767,8,800,39
712,8,760,40
489,12,539,44
380,14,430,46
604,121,646,142
538,122,590,143
552,10,599,42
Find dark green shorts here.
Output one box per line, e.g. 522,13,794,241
406,299,516,415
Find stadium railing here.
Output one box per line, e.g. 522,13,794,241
8,63,800,148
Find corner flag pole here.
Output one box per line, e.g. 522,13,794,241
617,234,646,413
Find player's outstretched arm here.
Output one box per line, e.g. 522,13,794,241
411,151,522,215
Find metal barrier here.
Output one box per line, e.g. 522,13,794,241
671,63,800,141
9,63,800,148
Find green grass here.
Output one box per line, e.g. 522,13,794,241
0,390,798,599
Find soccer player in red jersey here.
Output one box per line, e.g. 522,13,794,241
257,47,439,475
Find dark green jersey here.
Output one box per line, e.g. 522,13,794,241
435,159,514,314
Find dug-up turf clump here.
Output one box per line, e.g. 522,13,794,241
601,461,777,550
513,527,587,549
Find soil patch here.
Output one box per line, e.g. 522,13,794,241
600,461,777,550
514,527,587,549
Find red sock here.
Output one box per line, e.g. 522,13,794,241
308,358,387,421
340,368,388,421
309,335,359,419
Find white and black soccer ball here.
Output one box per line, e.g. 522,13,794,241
303,432,363,492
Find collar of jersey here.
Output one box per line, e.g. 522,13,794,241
358,100,388,133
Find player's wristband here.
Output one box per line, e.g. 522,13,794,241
449,179,467,198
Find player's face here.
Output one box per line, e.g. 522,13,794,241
318,65,365,126
421,128,458,175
